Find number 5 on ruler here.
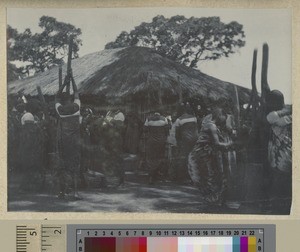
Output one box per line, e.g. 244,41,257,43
16,225,41,252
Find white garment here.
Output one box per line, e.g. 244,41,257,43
55,99,81,118
106,110,125,122
114,111,125,122
21,112,35,125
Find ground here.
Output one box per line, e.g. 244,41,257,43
8,172,270,214
7,157,288,214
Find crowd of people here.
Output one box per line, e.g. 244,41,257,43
8,83,292,211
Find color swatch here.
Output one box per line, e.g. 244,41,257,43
84,236,257,252
148,237,178,252
116,237,147,252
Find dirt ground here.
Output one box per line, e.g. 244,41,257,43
8,154,291,214
8,168,272,214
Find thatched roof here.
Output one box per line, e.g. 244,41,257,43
8,46,251,104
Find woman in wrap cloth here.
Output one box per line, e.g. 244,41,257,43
265,90,292,214
188,108,234,204
55,73,81,199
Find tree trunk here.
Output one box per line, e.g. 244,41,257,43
189,50,203,68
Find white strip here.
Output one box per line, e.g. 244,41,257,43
146,119,168,127
178,117,197,126
56,104,80,118
58,110,80,118
177,237,233,252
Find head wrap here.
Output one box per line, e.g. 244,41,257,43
21,112,35,125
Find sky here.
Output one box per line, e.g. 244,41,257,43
7,8,292,103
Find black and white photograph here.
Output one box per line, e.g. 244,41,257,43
7,8,292,214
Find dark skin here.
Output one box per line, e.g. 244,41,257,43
55,78,68,103
55,68,79,104
70,74,79,99
208,114,233,150
55,69,81,199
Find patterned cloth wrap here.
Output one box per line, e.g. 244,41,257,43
267,108,292,173
144,113,169,179
188,115,228,203
56,99,81,176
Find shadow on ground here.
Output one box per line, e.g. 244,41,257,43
7,167,282,214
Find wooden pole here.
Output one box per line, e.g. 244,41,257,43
247,49,258,114
261,43,271,104
258,44,271,173
251,49,258,96
37,85,49,122
146,72,151,112
147,92,151,113
59,65,62,89
152,72,162,106
243,49,260,130
66,36,74,94
177,76,183,103
67,36,73,73
232,85,240,129
158,87,162,106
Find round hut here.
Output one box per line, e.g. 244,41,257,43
8,46,251,118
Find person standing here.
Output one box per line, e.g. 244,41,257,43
105,110,126,186
144,112,170,184
188,108,234,204
124,111,143,155
265,90,292,214
55,74,81,199
8,101,25,172
174,104,198,182
79,107,93,188
18,112,44,191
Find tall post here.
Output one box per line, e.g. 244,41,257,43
177,76,183,103
147,92,151,114
158,88,162,106
66,36,74,94
37,86,49,122
251,49,258,96
247,49,258,121
146,72,151,112
261,43,271,104
260,43,272,178
59,65,62,89
233,85,240,129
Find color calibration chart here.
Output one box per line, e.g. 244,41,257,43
67,225,276,252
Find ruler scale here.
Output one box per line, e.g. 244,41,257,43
16,225,65,252
16,225,40,252
15,224,275,252
41,225,66,252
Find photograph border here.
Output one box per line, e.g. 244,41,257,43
0,0,299,221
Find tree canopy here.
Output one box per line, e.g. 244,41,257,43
7,16,82,80
105,15,246,68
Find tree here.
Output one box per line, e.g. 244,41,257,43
7,16,82,79
105,15,245,68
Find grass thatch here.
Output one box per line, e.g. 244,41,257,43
8,46,250,104
8,48,123,96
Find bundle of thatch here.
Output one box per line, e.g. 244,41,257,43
8,48,123,96
8,46,250,107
